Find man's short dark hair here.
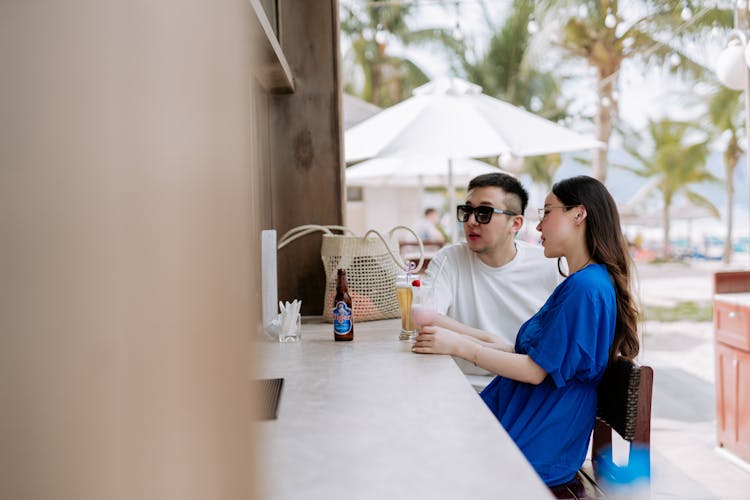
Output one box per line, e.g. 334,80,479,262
424,207,438,217
467,173,529,215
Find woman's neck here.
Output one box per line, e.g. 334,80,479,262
567,253,593,275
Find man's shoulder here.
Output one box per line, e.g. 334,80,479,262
513,240,562,283
434,242,471,260
427,243,463,277
515,239,549,261
428,243,472,278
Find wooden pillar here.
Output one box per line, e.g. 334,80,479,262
271,1,344,315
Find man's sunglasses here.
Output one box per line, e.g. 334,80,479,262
456,204,518,224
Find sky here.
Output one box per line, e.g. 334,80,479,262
340,0,749,240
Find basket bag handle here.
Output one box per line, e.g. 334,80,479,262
278,224,424,272
363,225,425,273
277,225,354,250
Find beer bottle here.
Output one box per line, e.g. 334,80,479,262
332,268,354,341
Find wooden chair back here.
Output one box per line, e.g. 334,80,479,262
592,359,654,478
550,359,653,499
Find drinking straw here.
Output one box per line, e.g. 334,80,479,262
429,255,447,287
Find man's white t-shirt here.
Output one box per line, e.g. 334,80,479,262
424,240,564,375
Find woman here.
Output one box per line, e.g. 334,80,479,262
412,176,639,487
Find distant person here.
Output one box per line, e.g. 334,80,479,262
413,175,640,487
414,207,446,244
423,173,562,376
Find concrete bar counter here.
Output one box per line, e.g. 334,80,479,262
258,318,551,500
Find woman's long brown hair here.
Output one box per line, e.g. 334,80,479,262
552,176,640,361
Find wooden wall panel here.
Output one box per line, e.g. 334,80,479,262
271,0,344,315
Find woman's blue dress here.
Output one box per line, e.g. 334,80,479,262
480,264,616,486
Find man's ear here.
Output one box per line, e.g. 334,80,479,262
512,215,525,233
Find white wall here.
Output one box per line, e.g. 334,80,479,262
346,186,422,236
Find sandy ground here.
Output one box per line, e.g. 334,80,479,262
636,260,750,499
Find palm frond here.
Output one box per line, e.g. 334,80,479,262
683,191,721,218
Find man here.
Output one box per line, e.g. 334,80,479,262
425,173,563,377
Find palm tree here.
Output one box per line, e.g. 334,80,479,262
706,85,744,263
448,0,569,188
537,1,732,183
615,118,718,259
340,1,458,107
525,154,562,190
459,1,566,117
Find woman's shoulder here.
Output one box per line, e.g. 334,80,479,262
540,265,614,318
563,264,614,295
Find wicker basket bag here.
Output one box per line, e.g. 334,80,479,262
278,225,424,322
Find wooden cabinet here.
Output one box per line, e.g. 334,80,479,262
715,342,750,461
714,272,750,462
715,295,750,351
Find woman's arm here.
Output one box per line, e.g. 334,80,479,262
432,314,514,352
413,326,547,385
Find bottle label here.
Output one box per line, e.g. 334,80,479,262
332,301,353,334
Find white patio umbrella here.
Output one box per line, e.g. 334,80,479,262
346,77,601,161
621,199,720,256
346,157,512,188
620,202,720,226
344,77,602,240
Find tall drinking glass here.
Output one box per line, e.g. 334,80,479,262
395,275,415,340
411,284,437,339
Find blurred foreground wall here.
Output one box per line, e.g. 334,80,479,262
0,0,343,498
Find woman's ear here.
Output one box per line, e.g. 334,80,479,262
575,207,587,225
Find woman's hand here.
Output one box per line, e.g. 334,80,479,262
412,325,467,356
